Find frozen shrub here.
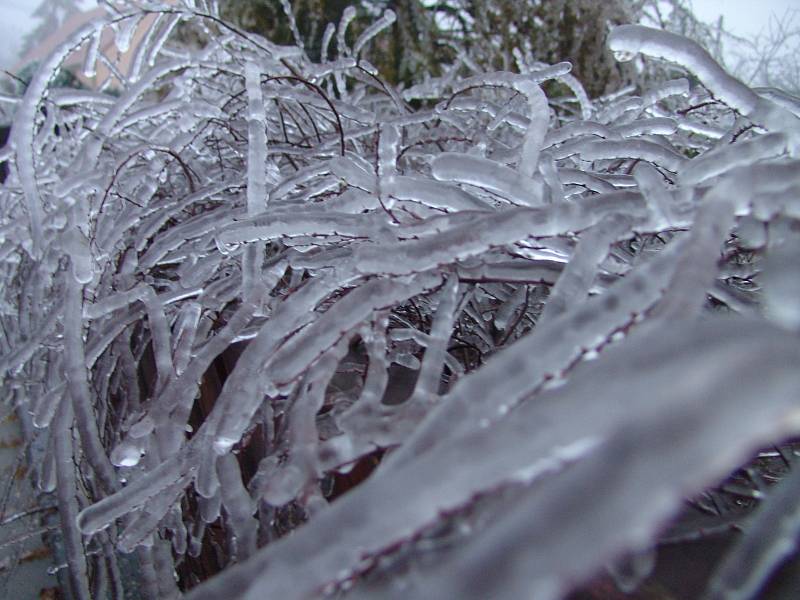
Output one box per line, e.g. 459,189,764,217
0,2,799,599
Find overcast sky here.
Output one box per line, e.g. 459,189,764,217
0,0,36,70
0,0,797,71
691,0,797,37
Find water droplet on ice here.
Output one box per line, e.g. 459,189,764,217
213,436,236,454
111,441,143,467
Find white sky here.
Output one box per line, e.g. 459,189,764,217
690,0,797,38
0,0,37,70
0,0,95,70
0,1,797,71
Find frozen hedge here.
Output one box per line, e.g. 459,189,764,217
1,1,799,599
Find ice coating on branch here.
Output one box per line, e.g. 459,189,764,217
212,274,438,453
353,9,396,55
641,78,690,107
579,140,686,172
53,401,92,600
337,6,357,56
431,152,544,205
454,72,550,175
188,321,800,600
13,19,104,254
615,117,677,137
245,61,268,214
633,162,674,223
647,197,735,322
2,4,799,599
679,133,788,185
280,0,305,51
762,236,800,330
355,192,645,276
385,176,490,211
706,466,800,600
77,457,185,535
320,22,335,63
538,214,631,324
608,25,758,115
366,325,800,600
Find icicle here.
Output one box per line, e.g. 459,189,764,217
378,123,400,178
167,504,188,558
199,491,222,524
245,61,268,215
538,151,564,203
82,30,102,79
492,286,525,332
114,14,142,54
32,384,66,429
0,306,59,377
142,286,175,386
38,428,57,493
128,13,163,82
456,72,549,176
217,454,258,560
172,301,201,376
136,546,161,600
152,538,181,599
558,72,593,120
196,440,221,498
64,226,94,284
117,479,188,555
335,315,390,436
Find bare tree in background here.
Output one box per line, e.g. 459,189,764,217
727,8,800,96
